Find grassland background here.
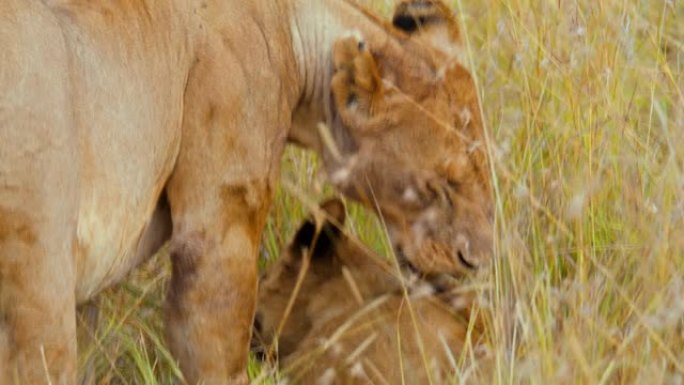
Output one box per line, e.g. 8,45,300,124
77,0,684,384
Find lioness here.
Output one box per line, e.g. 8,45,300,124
0,0,492,383
256,199,478,384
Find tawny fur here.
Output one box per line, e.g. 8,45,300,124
256,199,479,384
0,0,491,383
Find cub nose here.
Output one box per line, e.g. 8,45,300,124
454,234,478,270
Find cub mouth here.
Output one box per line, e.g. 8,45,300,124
457,250,477,270
396,245,478,277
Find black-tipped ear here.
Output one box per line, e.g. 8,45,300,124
392,13,420,33
289,210,344,261
291,220,317,256
310,221,339,260
393,1,440,31
392,1,460,41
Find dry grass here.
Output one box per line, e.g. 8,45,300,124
77,0,684,384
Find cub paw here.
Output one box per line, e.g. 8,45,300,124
331,35,383,125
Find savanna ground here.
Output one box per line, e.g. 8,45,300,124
77,0,684,384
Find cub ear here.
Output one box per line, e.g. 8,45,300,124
392,0,461,49
290,219,318,257
319,198,346,228
289,199,346,260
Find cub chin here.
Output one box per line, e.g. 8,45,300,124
254,199,482,384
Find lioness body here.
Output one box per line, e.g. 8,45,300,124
2,3,297,381
0,0,492,383
2,0,296,301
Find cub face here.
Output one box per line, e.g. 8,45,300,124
325,0,493,277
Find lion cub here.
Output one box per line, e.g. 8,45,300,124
255,199,475,384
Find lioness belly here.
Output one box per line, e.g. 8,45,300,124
75,190,172,302
73,120,179,302
51,6,190,302
72,92,180,302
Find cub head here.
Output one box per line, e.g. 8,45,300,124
255,199,349,359
323,0,493,275
254,199,477,364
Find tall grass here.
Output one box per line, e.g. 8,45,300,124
77,0,684,383
464,0,683,383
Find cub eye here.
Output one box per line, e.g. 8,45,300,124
446,179,461,192
425,179,447,202
400,185,435,210
401,187,421,204
282,257,302,274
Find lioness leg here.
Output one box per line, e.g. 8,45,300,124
165,27,288,382
0,2,78,381
0,113,78,385
165,179,272,385
0,88,78,385
0,217,78,385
